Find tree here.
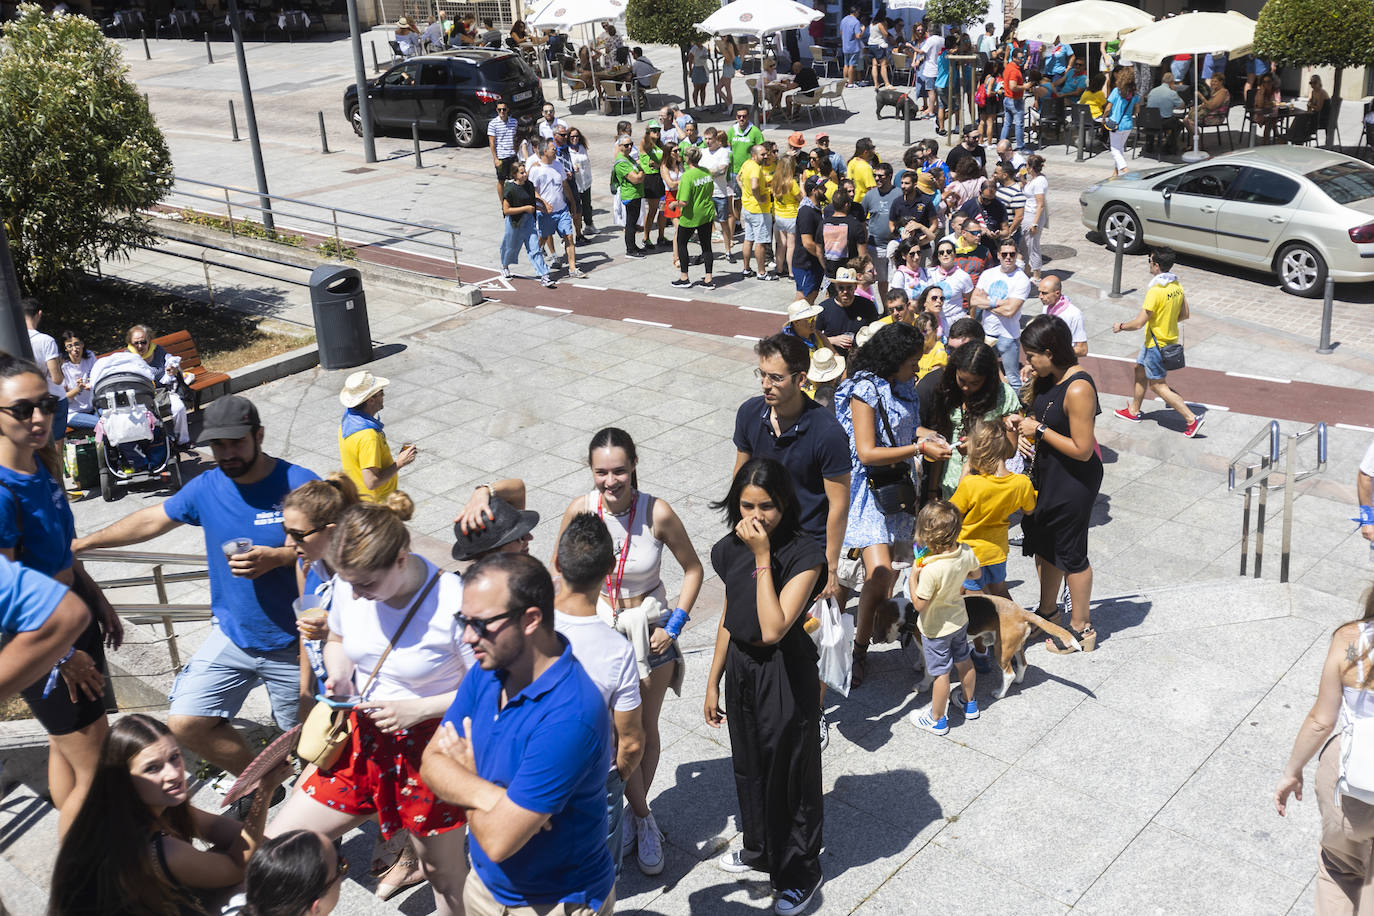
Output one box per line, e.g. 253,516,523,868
0,4,173,298
1253,0,1374,99
923,0,987,31
626,0,717,106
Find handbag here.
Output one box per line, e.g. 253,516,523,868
1147,326,1185,371
296,572,440,770
864,393,918,516
662,189,682,219
1102,116,1118,131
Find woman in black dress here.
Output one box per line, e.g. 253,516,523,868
1014,315,1103,652
704,458,826,916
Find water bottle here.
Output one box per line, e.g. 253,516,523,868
664,607,690,639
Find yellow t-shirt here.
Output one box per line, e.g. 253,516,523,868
738,159,770,214
917,341,948,379
950,472,1038,566
339,426,396,502
1079,89,1107,120
912,544,980,637
847,157,876,202
1142,279,1185,346
773,180,801,219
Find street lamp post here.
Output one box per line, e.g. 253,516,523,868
346,0,377,162
226,0,274,232
0,216,34,361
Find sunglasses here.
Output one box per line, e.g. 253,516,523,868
284,523,328,544
455,606,525,640
1000,251,1018,258
937,248,955,256
0,394,60,421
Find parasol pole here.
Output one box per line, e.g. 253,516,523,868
1182,50,1207,161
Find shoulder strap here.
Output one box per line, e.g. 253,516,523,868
871,388,899,448
356,571,441,700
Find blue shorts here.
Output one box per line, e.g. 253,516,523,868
921,626,971,677
1137,344,1168,380
742,210,773,242
713,196,730,222
964,561,1007,591
538,207,574,239
843,50,862,69
869,45,889,62
168,625,302,730
51,396,69,442
919,74,937,93
794,263,822,296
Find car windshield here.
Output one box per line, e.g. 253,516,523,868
1306,162,1374,205
480,55,535,82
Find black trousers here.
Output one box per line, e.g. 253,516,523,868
623,197,643,253
675,223,713,276
725,630,823,891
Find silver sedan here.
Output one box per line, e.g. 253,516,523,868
1079,146,1374,297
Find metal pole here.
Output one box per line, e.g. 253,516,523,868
349,0,377,162
229,99,240,141
1075,105,1085,162
1280,432,1296,583
204,31,213,64
318,110,330,154
142,29,151,60
412,121,423,168
450,231,460,280
371,40,380,72
556,61,564,101
1316,276,1336,354
201,251,214,306
633,75,642,122
226,0,273,232
152,565,181,672
1239,466,1253,576
224,189,235,235
903,92,911,146
1255,454,1270,578
332,209,341,251
0,213,35,362
1108,229,1125,297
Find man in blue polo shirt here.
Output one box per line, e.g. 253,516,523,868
0,556,90,701
73,395,317,776
423,552,614,916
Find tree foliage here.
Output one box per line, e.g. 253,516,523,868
1253,0,1374,68
923,0,987,29
625,0,716,48
0,4,172,298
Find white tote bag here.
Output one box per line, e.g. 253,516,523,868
814,597,854,698
612,195,627,228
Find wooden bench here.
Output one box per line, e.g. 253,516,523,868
98,331,230,410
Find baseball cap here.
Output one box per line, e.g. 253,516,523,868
814,131,830,141
804,174,828,196
197,395,260,444
961,123,979,136
646,119,661,129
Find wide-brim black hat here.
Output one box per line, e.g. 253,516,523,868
451,496,540,561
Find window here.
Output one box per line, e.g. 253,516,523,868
419,63,451,85
479,55,536,82
1172,164,1241,198
382,63,420,86
1229,168,1300,206
1307,161,1374,205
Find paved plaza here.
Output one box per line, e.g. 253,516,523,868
3,27,1374,916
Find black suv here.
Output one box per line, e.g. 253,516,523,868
344,49,544,148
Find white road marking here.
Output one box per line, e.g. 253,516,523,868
739,305,784,314
1225,371,1291,384
1092,354,1137,363
536,305,572,314
1336,423,1374,433
734,334,758,340
624,317,672,328
1198,403,1231,412
574,284,608,290
648,293,691,302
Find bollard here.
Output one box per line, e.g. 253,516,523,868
1108,228,1125,298
633,79,642,121
555,61,564,101
229,99,240,141
318,110,329,154
141,29,151,60
1075,106,1086,162
204,31,213,64
371,41,379,72
903,93,911,146
1316,276,1336,354
411,121,423,168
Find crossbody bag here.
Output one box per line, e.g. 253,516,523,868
864,393,918,516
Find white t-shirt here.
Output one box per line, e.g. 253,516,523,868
60,353,95,411
529,159,570,213
977,267,1035,339
327,558,473,702
1023,174,1049,227
921,35,945,78
554,610,641,712
1045,298,1088,345
1361,437,1374,478
537,117,567,140
701,145,733,199
930,266,974,331
27,329,65,398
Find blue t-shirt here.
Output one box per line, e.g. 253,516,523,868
1046,44,1070,77
1106,89,1135,131
0,463,76,576
444,637,613,909
163,459,318,652
840,14,862,53
0,554,68,635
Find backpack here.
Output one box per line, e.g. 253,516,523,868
974,82,987,107
1337,624,1374,805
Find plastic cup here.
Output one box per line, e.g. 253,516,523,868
293,595,329,629
221,537,252,558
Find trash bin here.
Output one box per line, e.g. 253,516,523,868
309,264,373,370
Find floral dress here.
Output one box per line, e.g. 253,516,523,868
835,371,920,550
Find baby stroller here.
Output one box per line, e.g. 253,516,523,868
90,357,183,501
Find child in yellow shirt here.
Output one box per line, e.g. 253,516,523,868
910,500,981,735
914,313,947,379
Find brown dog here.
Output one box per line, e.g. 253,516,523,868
964,593,1082,698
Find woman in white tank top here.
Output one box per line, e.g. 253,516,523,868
1276,587,1374,911
556,427,703,880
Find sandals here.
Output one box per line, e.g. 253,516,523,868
1046,625,1097,655
369,830,408,876
375,840,426,900
851,650,868,688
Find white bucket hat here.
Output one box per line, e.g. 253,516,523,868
787,299,823,322
808,347,845,383
855,322,881,349
339,370,389,408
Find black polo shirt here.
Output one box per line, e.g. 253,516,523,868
732,394,851,546
816,294,882,339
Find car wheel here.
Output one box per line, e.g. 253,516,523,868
1275,242,1327,298
449,111,478,147
1098,204,1145,255
348,104,364,137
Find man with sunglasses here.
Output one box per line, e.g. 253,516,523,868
971,240,1033,391
488,103,518,206
72,395,318,779
424,552,617,916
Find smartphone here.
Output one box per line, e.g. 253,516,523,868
316,694,362,708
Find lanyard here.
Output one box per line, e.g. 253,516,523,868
597,491,637,624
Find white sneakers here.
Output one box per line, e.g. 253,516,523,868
635,811,665,875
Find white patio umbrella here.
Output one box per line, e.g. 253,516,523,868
695,0,823,125
1118,11,1256,161
1016,0,1154,44
529,0,628,104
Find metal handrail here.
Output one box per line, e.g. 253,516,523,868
80,549,213,669
1226,420,1328,582
165,176,464,279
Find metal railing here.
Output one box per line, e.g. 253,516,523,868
80,549,212,671
164,175,463,279
1227,420,1329,583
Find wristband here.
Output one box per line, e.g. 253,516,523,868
752,566,771,578
1355,505,1374,527
42,647,76,699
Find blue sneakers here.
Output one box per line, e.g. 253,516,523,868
964,699,980,720
916,713,949,735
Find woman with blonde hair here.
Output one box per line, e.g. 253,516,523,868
771,154,802,281
266,501,473,916
1105,67,1136,176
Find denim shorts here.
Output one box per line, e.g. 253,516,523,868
869,44,889,62
538,207,574,239
1137,344,1168,380
843,50,862,69
794,263,823,296
742,210,773,242
168,625,303,730
646,631,681,671
964,560,1007,591
921,626,971,677
775,215,796,235
713,196,730,222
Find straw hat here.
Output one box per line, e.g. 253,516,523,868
339,370,390,408
396,16,412,29
831,267,861,285
855,323,881,349
808,347,845,383
787,299,823,322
